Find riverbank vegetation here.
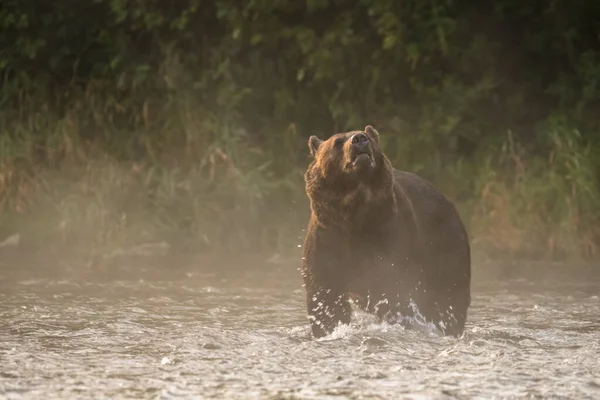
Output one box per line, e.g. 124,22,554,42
1,1,599,263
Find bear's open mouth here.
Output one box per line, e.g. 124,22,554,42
350,152,374,168
353,153,371,163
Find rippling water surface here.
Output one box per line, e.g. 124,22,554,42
1,258,599,399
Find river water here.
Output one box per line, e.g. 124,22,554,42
0,257,599,399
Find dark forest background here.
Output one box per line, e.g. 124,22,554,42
1,0,600,263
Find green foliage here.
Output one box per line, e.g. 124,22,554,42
472,124,600,260
1,0,600,261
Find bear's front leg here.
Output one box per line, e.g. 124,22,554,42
305,286,351,338
301,221,353,338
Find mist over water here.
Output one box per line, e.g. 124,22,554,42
1,259,599,399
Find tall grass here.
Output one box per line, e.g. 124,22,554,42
1,83,599,264
470,128,600,261
0,85,308,259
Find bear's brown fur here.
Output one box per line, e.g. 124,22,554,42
301,125,471,338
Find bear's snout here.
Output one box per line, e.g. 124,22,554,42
351,133,369,152
347,132,375,170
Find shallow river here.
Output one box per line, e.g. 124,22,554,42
0,258,599,399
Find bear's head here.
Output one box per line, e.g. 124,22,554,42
308,125,384,179
304,125,396,227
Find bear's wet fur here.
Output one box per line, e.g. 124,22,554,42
301,125,471,338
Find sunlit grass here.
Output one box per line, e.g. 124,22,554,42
469,128,600,261
0,91,307,258
0,91,598,263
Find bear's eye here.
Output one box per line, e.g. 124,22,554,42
334,138,345,147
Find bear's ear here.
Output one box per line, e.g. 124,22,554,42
308,135,323,157
365,125,380,145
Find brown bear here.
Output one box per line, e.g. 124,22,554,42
301,125,471,338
